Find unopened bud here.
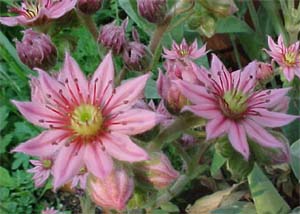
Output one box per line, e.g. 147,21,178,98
77,0,103,14
16,29,57,70
256,62,274,83
122,28,151,71
134,152,179,189
89,168,134,211
137,0,167,24
98,19,128,54
199,0,238,17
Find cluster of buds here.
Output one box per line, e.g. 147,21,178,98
137,0,167,24
15,29,57,70
77,0,103,14
98,19,151,71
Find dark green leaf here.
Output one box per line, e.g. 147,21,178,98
290,139,300,180
216,16,253,34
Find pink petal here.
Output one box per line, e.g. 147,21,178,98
12,130,67,157
264,87,291,109
57,52,89,103
182,104,220,120
12,100,64,128
206,116,231,140
101,132,149,162
90,51,114,106
104,74,150,114
108,109,161,135
211,54,229,78
228,122,250,160
175,80,216,105
47,0,77,19
283,67,295,82
236,61,257,93
250,109,298,128
157,69,170,99
0,16,20,26
84,142,113,178
52,143,84,189
243,120,283,148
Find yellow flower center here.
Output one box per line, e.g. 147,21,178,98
42,159,52,169
179,49,189,57
284,52,296,66
221,90,248,120
71,104,103,137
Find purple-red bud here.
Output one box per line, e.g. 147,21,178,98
256,62,274,83
98,19,128,54
89,168,134,211
135,152,179,189
137,0,167,24
77,0,103,14
16,29,57,70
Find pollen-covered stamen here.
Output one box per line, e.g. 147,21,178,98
220,89,248,120
10,0,41,19
42,159,52,169
284,51,297,66
71,104,103,137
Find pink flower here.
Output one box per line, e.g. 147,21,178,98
89,168,134,211
27,158,53,187
12,52,160,189
163,39,207,62
0,0,77,27
71,166,88,189
265,35,300,81
41,207,58,214
176,54,298,160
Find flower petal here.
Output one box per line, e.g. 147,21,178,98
57,52,89,103
228,122,250,160
12,130,67,157
101,132,149,162
0,16,20,26
52,143,84,189
12,100,65,128
108,109,161,135
84,142,113,179
90,51,114,106
182,104,220,120
250,109,298,128
47,0,77,19
206,116,231,140
243,120,283,148
104,74,150,114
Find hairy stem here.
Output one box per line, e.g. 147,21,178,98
80,194,96,214
77,10,99,41
115,66,128,86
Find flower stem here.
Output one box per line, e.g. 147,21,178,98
115,66,128,86
77,10,99,41
80,194,96,214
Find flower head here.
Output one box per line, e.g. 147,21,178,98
176,55,298,160
137,0,167,24
89,168,134,211
27,158,53,187
16,29,57,70
163,39,207,62
12,52,160,189
98,19,128,54
0,0,77,27
265,35,300,81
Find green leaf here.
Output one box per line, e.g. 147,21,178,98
290,139,300,180
210,150,226,176
160,202,179,212
145,78,160,99
216,16,253,34
0,106,9,131
118,0,154,35
248,164,290,214
0,134,13,154
0,167,15,188
212,201,256,214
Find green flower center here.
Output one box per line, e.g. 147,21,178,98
284,52,296,66
221,90,248,120
71,104,103,137
42,159,52,169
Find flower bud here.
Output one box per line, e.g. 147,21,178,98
122,28,151,71
137,0,167,24
77,0,103,14
199,0,238,17
98,19,128,54
16,29,57,70
89,168,134,211
134,152,179,189
256,62,274,83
